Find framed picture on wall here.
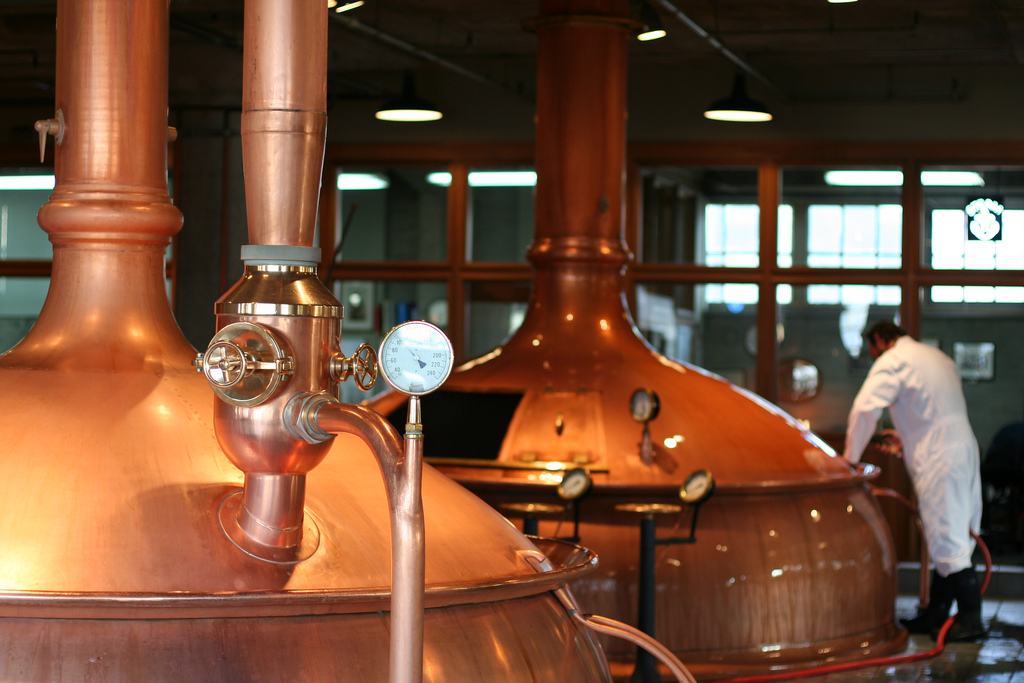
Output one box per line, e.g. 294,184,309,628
340,280,375,331
952,342,995,381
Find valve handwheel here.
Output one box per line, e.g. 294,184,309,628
194,321,292,407
203,340,249,388
351,342,379,390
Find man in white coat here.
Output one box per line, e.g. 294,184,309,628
844,321,984,641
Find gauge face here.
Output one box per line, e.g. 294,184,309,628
557,467,592,501
378,321,454,396
681,469,714,504
629,388,660,423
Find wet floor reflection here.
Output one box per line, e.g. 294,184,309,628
787,594,1024,682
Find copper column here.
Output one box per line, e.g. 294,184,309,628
31,0,185,366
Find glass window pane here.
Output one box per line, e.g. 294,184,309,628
924,166,1024,274
639,167,759,266
777,205,793,264
633,282,757,390
931,285,964,303
921,290,1024,462
0,170,53,260
998,211,1024,269
842,206,878,254
781,167,902,268
776,284,900,434
995,287,1024,303
807,285,840,304
335,168,448,262
465,281,531,358
964,240,996,270
964,286,996,303
0,276,49,353
466,167,535,263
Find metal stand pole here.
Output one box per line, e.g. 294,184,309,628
630,512,660,683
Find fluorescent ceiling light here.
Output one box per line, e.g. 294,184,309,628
427,171,537,187
824,170,986,187
0,175,55,191
337,173,389,190
921,171,986,186
824,171,903,186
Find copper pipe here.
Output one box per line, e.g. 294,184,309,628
238,473,307,548
241,0,327,247
308,398,425,683
520,550,695,683
570,611,697,683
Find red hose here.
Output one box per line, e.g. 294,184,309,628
708,510,992,683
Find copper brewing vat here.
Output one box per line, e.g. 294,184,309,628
0,1,623,680
371,1,907,679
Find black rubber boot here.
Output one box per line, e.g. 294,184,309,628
938,567,985,642
903,571,953,634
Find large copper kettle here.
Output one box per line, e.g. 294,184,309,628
371,1,907,679
0,1,628,680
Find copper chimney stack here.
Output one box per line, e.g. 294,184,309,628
371,0,909,679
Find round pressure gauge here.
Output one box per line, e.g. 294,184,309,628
378,320,455,396
680,469,715,504
557,467,592,501
629,388,660,423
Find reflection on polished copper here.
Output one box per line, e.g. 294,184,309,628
371,0,907,678
0,0,616,680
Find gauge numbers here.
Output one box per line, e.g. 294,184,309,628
378,321,455,396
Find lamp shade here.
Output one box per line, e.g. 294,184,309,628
375,72,442,122
637,2,666,41
703,73,772,122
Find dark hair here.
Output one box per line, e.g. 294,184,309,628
865,321,906,344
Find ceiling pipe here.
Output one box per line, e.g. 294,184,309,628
650,0,786,98
329,12,531,100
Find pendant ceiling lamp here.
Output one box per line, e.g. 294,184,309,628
375,71,442,122
637,2,666,41
703,72,772,122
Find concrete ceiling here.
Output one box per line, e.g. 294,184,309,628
1,1,1023,141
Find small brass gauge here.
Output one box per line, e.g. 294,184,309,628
630,388,660,423
557,467,592,501
630,388,660,466
378,320,454,396
680,469,715,504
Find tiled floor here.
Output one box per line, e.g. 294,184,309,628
791,588,1024,682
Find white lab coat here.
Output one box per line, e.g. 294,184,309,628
845,336,982,576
